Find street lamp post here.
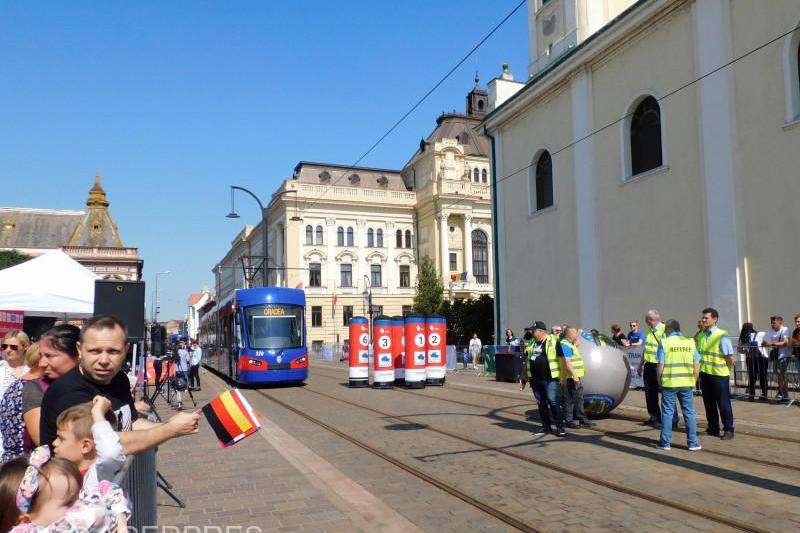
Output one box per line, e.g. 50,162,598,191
152,270,171,324
227,185,298,287
363,274,372,345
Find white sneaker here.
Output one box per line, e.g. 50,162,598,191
655,444,671,450
688,445,702,451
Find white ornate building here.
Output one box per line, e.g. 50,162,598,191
212,83,496,348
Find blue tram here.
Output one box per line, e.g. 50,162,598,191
200,287,308,384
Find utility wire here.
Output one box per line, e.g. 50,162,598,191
296,0,527,214
434,23,800,217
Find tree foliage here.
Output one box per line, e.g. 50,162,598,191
0,250,31,271
440,295,495,346
412,256,444,316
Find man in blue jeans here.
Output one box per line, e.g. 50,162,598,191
656,319,702,451
521,321,565,437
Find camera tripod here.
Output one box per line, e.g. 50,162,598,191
149,357,196,411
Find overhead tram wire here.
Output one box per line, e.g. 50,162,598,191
432,22,800,219
295,0,527,214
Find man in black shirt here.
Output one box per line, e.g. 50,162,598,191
40,315,200,453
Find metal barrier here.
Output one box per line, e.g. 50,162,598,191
118,449,157,529
730,342,800,405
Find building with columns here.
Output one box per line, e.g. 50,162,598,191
0,175,142,280
212,82,495,349
484,0,800,340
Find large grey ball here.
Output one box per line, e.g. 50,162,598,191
580,344,631,418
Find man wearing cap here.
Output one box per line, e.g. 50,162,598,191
521,321,565,437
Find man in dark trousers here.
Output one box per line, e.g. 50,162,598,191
521,321,565,437
40,315,201,454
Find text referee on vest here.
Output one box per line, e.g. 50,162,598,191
640,310,678,428
697,307,735,440
656,319,702,451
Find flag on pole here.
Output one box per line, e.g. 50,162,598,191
295,281,303,289
459,271,468,281
333,293,338,307
450,273,457,281
202,389,262,447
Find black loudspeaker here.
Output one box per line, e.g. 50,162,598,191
150,324,167,356
94,280,146,339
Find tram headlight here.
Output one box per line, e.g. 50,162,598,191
291,356,308,369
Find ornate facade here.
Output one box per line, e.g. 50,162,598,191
0,175,142,280
213,83,495,348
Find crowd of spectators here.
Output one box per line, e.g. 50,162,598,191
0,316,201,532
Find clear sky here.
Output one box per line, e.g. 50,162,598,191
0,1,528,321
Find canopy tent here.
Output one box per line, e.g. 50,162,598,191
0,249,98,317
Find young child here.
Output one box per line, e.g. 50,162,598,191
53,396,126,489
0,445,129,532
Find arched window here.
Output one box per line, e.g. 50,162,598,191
346,227,354,246
367,228,374,247
404,230,412,249
305,225,313,245
316,225,323,245
630,96,663,176
481,169,488,183
471,230,489,284
396,229,403,248
376,228,384,247
473,168,480,182
337,227,344,246
530,151,553,213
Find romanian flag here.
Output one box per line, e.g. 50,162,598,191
202,389,262,448
459,271,468,281
450,272,468,281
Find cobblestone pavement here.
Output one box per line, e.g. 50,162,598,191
156,361,800,532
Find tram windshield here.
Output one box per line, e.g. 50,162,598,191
244,304,304,350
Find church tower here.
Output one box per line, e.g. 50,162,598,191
466,74,488,118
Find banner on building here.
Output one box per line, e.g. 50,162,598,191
623,345,644,389
0,311,24,338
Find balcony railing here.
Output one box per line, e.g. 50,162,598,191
295,183,416,205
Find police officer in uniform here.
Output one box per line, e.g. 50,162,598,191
640,309,678,428
521,321,565,437
697,307,735,440
656,319,702,450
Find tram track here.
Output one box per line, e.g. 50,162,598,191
311,365,800,446
251,387,541,533
289,376,776,533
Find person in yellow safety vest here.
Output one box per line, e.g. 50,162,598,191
656,319,702,451
640,309,678,429
520,321,566,437
560,326,594,429
698,307,735,440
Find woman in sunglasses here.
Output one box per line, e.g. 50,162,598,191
1,330,31,390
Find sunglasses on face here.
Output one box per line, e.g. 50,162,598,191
1,344,19,350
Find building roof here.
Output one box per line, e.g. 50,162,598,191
403,112,489,170
0,175,126,250
0,208,85,249
188,292,205,306
292,161,407,191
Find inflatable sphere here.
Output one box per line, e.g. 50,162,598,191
579,343,631,418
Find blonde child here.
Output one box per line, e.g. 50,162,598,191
53,396,125,488
0,445,129,532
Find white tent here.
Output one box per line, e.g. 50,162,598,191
0,250,98,317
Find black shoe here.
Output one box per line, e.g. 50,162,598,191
672,422,679,430
705,428,720,437
721,431,735,440
566,421,580,429
580,420,595,427
533,427,551,436
555,425,566,437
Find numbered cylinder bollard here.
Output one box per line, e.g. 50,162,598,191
348,316,370,387
391,316,405,384
404,314,427,389
425,315,447,385
372,316,394,389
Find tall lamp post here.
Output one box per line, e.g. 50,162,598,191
152,270,171,324
227,185,299,287
363,274,372,345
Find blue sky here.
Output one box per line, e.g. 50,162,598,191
0,1,528,320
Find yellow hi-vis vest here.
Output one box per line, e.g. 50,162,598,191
560,340,585,379
643,323,665,364
697,327,731,376
660,335,697,388
526,335,561,379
